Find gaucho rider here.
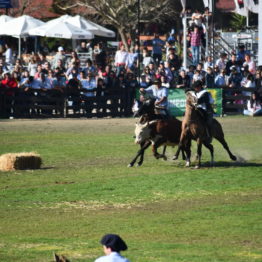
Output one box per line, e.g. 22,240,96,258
139,78,169,117
193,80,214,142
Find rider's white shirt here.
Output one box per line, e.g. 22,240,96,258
145,85,168,108
195,89,214,111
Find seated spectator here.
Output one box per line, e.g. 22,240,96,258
18,70,30,88
255,70,262,89
139,74,149,88
215,69,228,88
205,67,215,88
243,73,256,97
80,71,96,97
38,52,47,66
215,53,227,71
176,69,190,91
226,53,241,75
41,61,51,75
243,92,262,116
94,234,130,262
228,66,242,89
83,59,97,76
65,62,80,80
192,70,204,84
168,52,181,72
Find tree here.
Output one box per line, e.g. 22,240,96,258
53,0,181,49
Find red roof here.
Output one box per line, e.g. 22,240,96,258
216,0,236,12
0,0,59,19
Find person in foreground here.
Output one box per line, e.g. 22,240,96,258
95,234,130,262
243,92,262,116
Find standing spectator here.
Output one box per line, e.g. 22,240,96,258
114,44,128,76
203,56,213,71
52,46,66,70
76,41,89,53
94,42,107,70
237,45,248,65
189,26,202,66
3,43,13,66
94,234,130,262
0,57,9,72
152,33,165,65
28,55,39,77
142,47,154,68
243,54,256,75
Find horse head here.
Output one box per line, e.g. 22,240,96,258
133,98,156,117
186,91,198,108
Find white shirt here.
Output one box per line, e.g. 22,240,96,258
4,48,12,64
95,252,130,262
115,50,128,65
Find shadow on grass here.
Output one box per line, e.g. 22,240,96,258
200,161,262,168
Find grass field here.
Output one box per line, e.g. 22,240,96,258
0,116,261,262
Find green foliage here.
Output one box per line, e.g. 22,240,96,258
0,117,261,261
229,13,246,31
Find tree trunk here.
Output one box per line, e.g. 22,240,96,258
118,27,129,50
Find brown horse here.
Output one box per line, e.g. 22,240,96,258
54,253,70,262
175,91,237,168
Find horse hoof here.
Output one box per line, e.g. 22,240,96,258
136,163,142,167
195,165,200,169
185,161,190,167
231,155,237,161
172,155,178,160
127,164,133,168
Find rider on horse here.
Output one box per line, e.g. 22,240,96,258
139,78,169,117
193,80,214,142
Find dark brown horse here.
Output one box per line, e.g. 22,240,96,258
175,91,237,168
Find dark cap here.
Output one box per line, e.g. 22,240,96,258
193,80,203,89
100,234,128,252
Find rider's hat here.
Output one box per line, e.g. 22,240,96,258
193,80,203,89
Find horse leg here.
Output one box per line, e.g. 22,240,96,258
212,121,237,161
128,140,151,167
152,138,167,160
203,142,214,166
161,145,167,161
184,139,191,167
195,139,202,169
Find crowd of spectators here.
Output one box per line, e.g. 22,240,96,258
0,7,261,118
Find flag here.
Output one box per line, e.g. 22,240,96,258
203,0,213,11
181,0,186,10
234,0,249,16
246,0,258,13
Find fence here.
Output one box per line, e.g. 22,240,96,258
0,87,256,119
0,88,134,119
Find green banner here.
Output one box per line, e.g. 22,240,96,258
168,88,223,116
137,88,223,117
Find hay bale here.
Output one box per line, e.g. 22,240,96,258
0,152,42,171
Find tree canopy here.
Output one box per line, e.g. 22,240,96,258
53,0,181,48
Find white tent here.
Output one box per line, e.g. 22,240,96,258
67,15,115,38
29,20,94,39
37,14,115,38
0,15,44,57
0,15,13,24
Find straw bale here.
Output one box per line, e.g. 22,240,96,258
0,152,42,171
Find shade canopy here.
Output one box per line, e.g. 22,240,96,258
37,14,115,38
29,20,94,39
67,15,115,38
0,15,44,37
0,15,13,24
